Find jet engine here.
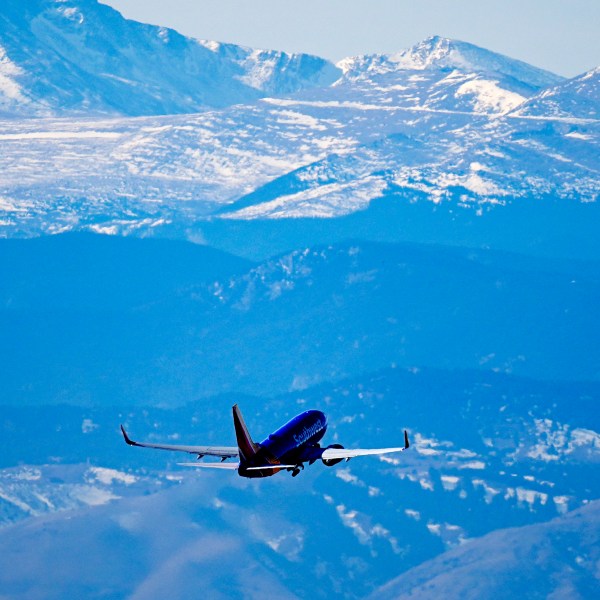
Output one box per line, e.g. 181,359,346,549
322,443,345,467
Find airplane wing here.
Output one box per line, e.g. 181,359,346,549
321,430,410,461
120,425,238,459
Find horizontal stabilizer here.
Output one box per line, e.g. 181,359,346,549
177,463,298,471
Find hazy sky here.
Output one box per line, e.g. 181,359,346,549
103,0,600,77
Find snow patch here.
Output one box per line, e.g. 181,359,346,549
565,131,591,140
0,47,27,103
522,419,600,462
71,485,120,506
87,467,136,486
336,469,361,486
553,495,570,514
419,477,435,492
274,110,326,130
515,487,548,508
335,504,400,553
12,468,42,481
455,78,525,114
0,490,37,515
472,479,501,503
458,461,486,470
441,475,460,491
413,433,452,456
0,131,122,140
222,176,387,220
81,418,98,433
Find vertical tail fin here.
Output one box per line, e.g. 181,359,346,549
232,404,259,464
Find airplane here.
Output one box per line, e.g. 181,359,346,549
121,404,410,478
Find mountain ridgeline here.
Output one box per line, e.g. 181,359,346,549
0,4,599,260
0,0,340,117
1,233,599,406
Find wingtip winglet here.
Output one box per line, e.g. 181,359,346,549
120,424,134,446
404,430,410,450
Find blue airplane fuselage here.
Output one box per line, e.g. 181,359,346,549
239,409,327,477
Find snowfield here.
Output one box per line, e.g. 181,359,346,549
0,18,598,238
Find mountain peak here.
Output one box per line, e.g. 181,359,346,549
388,35,457,69
338,36,562,91
389,36,561,84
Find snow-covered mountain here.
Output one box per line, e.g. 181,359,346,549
337,35,562,115
1,18,598,257
511,65,600,120
0,0,340,117
213,40,597,222
218,109,600,222
339,36,561,86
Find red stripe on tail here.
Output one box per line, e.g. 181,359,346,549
232,404,259,464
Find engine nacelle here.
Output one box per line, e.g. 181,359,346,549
322,443,345,467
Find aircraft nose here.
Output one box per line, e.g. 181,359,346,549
307,409,326,423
